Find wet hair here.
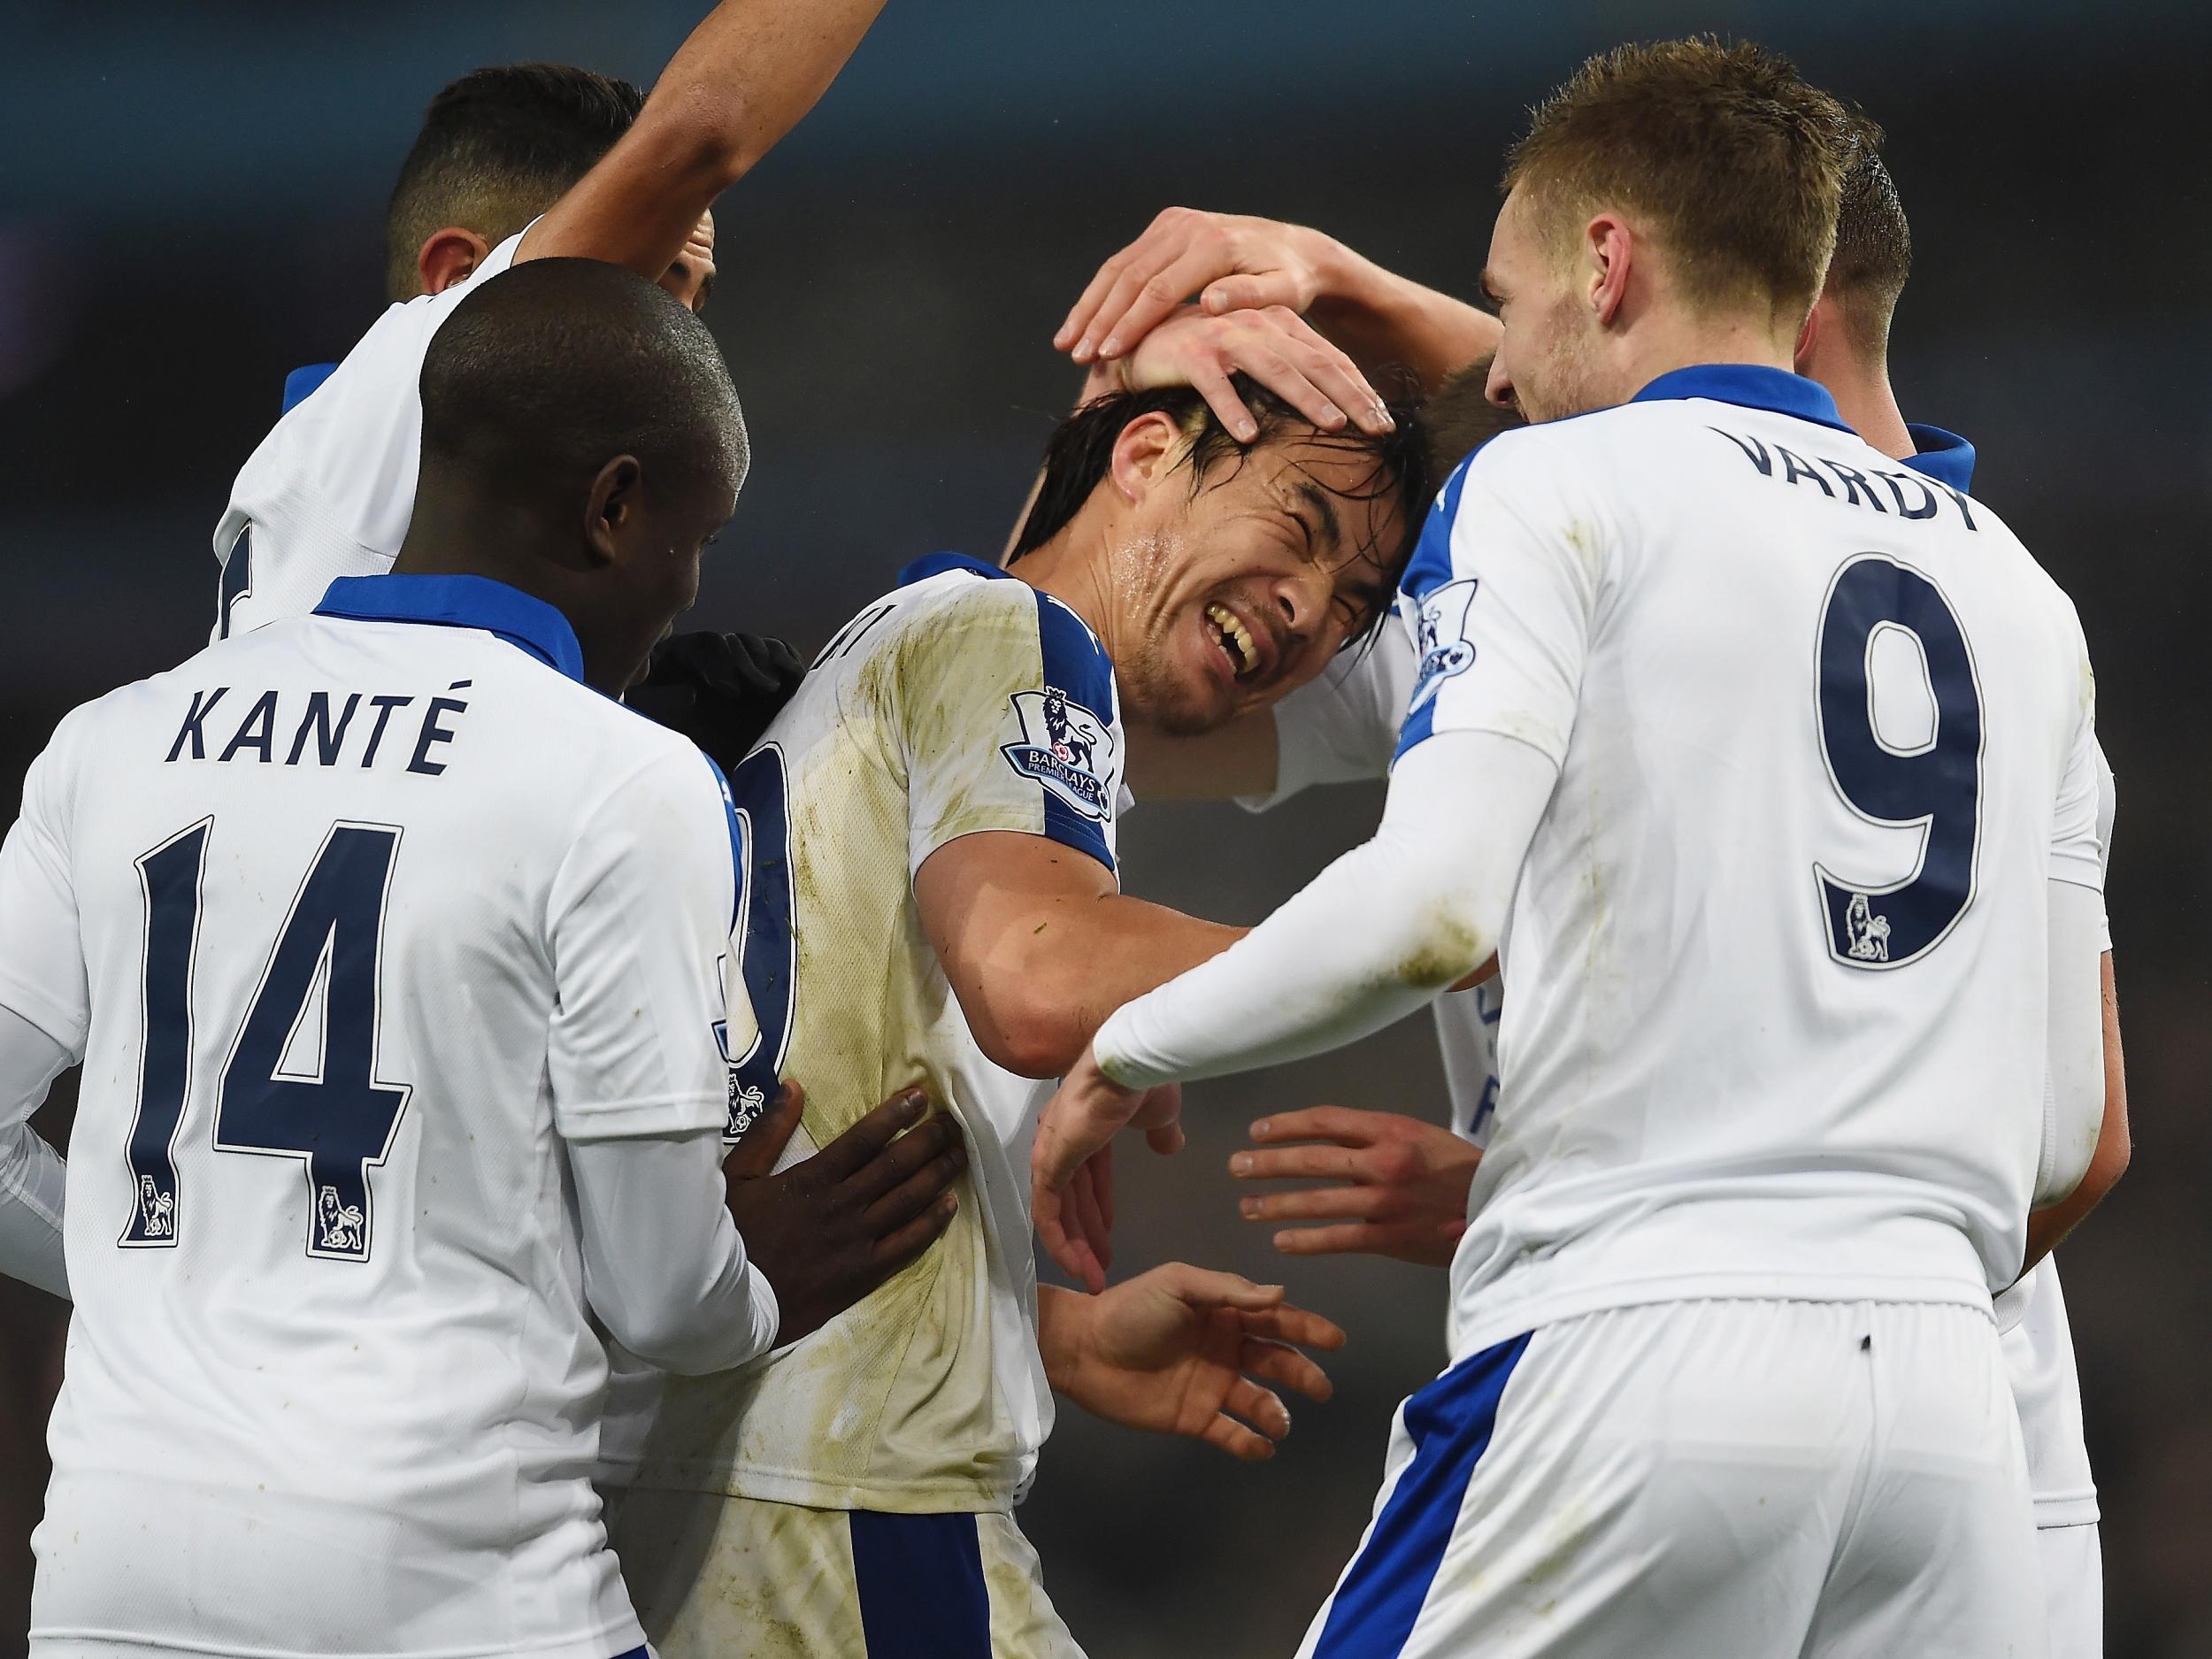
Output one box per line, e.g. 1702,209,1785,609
419,258,748,499
1009,375,1435,640
383,64,645,302
1504,37,1847,324
1823,105,1912,355
1420,355,1524,473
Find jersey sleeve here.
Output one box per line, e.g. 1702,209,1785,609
2092,741,2116,953
1240,614,1415,811
0,705,94,1056
2047,612,2103,895
212,230,527,640
1393,442,1601,767
547,742,741,1141
895,581,1125,879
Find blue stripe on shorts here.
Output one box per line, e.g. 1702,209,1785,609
850,1509,993,1656
1311,1330,1533,1657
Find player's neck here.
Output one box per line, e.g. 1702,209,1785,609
1814,358,1916,463
1004,519,1124,659
1614,309,1797,404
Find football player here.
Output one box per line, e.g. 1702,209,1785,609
1057,108,2131,1657
603,375,1431,1655
0,261,820,1659
1037,41,2116,1656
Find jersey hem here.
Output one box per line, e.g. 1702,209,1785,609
1450,1271,1994,1364
27,1616,645,1659
0,972,88,1056
598,1456,1019,1515
2029,1493,2100,1527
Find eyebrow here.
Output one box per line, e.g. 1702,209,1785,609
1291,479,1344,560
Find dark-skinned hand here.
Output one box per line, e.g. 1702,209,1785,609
722,1080,966,1348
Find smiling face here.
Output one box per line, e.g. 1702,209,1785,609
1099,417,1409,735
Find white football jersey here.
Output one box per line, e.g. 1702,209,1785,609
1397,365,2103,1363
1242,629,1502,1144
0,575,741,1659
211,233,524,640
608,553,1126,1514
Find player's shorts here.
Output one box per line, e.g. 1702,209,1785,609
2037,1521,2102,1658
1296,1298,2044,1659
605,1487,1083,1658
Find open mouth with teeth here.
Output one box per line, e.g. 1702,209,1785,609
1205,601,1262,680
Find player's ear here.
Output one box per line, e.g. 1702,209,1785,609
1109,411,1184,509
584,456,643,567
1585,213,1632,327
1793,300,1823,373
417,227,493,297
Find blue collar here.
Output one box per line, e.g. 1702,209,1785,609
1902,423,1977,493
313,574,587,682
281,362,339,416
1631,364,1855,434
897,550,1010,587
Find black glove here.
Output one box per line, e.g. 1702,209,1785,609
626,630,808,772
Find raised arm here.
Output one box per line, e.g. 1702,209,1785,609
520,0,887,280
1056,209,1500,396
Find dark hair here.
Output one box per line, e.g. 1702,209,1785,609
1420,355,1525,473
1824,105,1912,354
419,258,748,496
1010,376,1435,639
383,64,645,302
1504,37,1847,324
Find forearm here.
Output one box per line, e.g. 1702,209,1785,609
1306,246,1500,392
0,1006,72,1300
1035,1283,1087,1391
1094,731,1552,1088
524,0,885,278
570,1128,780,1373
979,890,1244,1077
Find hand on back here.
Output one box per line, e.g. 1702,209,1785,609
1231,1106,1480,1266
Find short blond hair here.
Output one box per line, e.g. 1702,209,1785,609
1504,37,1847,321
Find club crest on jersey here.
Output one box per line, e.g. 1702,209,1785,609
1841,892,1893,963
133,1175,175,1240
1002,687,1115,820
1408,578,1480,714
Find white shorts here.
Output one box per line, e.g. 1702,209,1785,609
1297,1299,2044,1659
604,1487,1082,1659
2037,1522,2101,1658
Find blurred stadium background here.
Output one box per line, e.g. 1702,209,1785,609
3,2,2208,1654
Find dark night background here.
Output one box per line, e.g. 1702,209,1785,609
2,2,2208,1654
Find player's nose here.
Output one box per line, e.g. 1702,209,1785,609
1485,354,1517,411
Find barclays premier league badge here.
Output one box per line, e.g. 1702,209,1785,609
1002,687,1115,819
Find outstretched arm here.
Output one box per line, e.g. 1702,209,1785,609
520,0,887,280
0,1006,70,1301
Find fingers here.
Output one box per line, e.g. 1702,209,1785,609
1248,1106,1382,1148
1198,1411,1278,1463
868,1189,960,1276
1224,1376,1293,1441
813,1087,930,1183
1186,357,1261,444
1068,1156,1112,1278
1230,1142,1366,1184
1240,1337,1335,1404
1091,245,1240,362
842,1110,965,1208
1153,1263,1286,1314
721,1080,805,1182
1268,1221,1396,1256
1201,271,1305,317
1239,1184,1382,1224
859,1134,968,1235
1033,1185,1106,1294
1239,1304,1348,1356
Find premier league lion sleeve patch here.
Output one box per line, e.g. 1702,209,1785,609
894,578,1126,880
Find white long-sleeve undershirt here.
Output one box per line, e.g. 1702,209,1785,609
0,1003,71,1300
1094,730,1559,1088
568,1126,780,1374
2039,878,2108,1210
